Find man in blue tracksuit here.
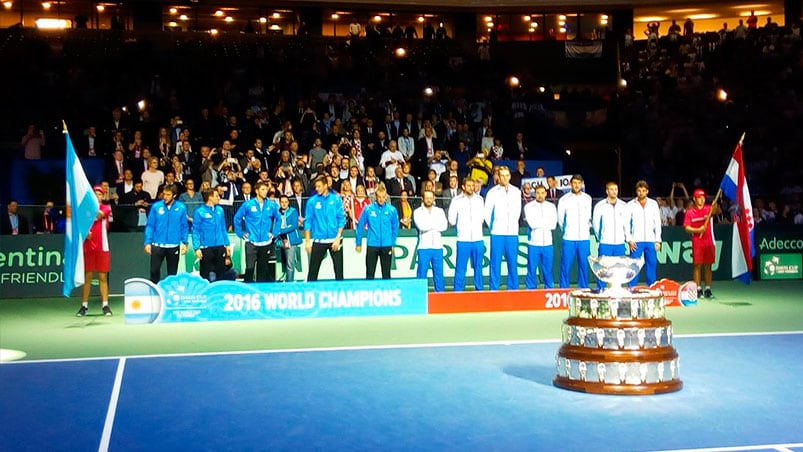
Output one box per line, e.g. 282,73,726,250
233,181,280,282
143,185,189,283
304,176,347,281
557,174,592,288
355,185,399,279
192,188,231,282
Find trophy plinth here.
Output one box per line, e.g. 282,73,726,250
553,256,683,395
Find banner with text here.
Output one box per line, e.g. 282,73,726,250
124,273,428,324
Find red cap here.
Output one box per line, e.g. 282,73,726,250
93,185,106,194
693,189,706,198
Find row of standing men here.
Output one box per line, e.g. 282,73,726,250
141,169,665,291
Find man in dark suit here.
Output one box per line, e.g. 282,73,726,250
441,175,462,211
383,113,399,141
1,200,31,235
509,131,532,161
413,127,441,180
438,159,463,189
386,166,414,197
77,125,102,158
105,149,127,187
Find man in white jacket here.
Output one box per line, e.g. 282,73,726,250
414,190,449,292
448,178,486,291
557,174,592,288
592,181,632,289
524,184,558,289
484,166,522,290
627,180,662,286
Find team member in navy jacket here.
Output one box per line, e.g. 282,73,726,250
355,185,399,280
233,181,280,282
192,188,232,282
275,194,303,282
304,176,347,281
143,185,189,283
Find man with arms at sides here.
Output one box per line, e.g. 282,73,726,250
592,181,631,289
143,185,189,284
355,185,399,280
275,194,303,282
557,174,592,288
628,180,662,287
2,200,31,235
448,177,485,291
414,189,449,292
524,184,558,289
77,186,113,317
304,176,347,281
684,189,718,298
484,166,522,290
233,181,280,282
178,178,203,234
192,188,232,282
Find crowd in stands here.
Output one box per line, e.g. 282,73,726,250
3,12,803,234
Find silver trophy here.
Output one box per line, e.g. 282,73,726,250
588,256,644,296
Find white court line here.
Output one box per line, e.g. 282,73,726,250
98,357,126,452
3,330,803,366
650,442,803,452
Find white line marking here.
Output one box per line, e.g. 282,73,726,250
98,357,126,452
3,331,803,365
649,442,803,452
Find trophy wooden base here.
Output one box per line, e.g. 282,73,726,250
553,375,683,395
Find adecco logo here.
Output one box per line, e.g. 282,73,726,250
758,237,803,251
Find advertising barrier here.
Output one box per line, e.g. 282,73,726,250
124,273,428,324
3,224,800,299
755,224,803,280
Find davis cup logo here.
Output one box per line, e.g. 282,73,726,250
763,256,779,276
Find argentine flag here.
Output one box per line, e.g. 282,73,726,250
719,139,754,283
62,124,100,297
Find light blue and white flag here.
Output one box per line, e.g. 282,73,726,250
63,122,99,297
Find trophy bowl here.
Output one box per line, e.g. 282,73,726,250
588,255,644,296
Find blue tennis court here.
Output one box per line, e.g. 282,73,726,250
2,333,802,451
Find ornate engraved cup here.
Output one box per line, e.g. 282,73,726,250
588,256,644,296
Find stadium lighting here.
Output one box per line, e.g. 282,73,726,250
35,18,69,29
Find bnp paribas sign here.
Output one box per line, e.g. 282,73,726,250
760,254,803,280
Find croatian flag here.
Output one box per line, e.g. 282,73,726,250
719,140,754,283
63,124,100,297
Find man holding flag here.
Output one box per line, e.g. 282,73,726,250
684,188,719,298
719,137,754,283
78,185,113,316
62,121,112,316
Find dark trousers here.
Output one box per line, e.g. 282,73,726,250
199,246,227,282
366,246,393,279
149,245,180,283
307,242,343,281
243,242,275,282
